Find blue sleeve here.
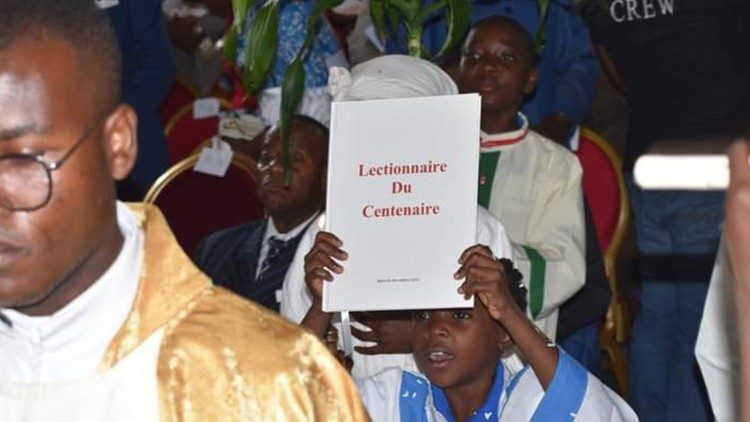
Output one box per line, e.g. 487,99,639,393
530,350,588,421
117,0,176,112
544,1,599,123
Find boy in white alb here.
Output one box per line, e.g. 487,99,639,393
304,235,636,420
457,16,586,338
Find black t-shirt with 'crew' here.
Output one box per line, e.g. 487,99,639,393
583,0,750,170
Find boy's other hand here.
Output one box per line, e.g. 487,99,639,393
304,232,348,302
351,311,414,355
455,245,516,322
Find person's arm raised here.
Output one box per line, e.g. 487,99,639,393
300,232,348,338
455,245,559,389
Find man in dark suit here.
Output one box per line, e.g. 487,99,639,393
99,0,176,200
194,115,328,312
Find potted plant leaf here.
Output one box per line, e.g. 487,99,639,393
223,0,553,182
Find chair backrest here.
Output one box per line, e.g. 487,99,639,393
144,152,265,255
163,99,232,164
579,130,633,380
576,128,630,276
159,79,197,126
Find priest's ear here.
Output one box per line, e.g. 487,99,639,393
102,104,138,181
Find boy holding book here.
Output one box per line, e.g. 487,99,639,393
304,235,636,420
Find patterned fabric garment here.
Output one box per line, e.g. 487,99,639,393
236,0,345,89
109,205,367,420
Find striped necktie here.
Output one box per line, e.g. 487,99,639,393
257,236,289,282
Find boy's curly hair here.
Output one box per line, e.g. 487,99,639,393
496,258,528,312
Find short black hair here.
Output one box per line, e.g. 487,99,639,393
497,258,528,312
268,114,330,165
469,15,537,65
291,114,330,147
0,0,122,111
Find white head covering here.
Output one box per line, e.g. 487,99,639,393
328,55,458,101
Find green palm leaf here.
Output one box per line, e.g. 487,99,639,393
223,0,253,63
241,0,280,92
278,0,343,184
279,58,305,184
370,0,387,39
435,0,470,58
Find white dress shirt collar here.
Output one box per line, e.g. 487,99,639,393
263,212,320,244
256,212,320,280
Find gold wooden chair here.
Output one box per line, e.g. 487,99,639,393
144,150,264,255
577,128,632,396
159,78,198,126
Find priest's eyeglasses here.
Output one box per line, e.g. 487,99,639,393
0,120,100,212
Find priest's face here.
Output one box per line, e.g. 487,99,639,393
411,304,506,393
0,33,136,315
457,19,538,115
258,119,327,222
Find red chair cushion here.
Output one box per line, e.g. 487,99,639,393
153,165,264,255
166,113,221,164
159,82,195,126
576,135,621,252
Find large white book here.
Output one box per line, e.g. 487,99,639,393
323,94,481,312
